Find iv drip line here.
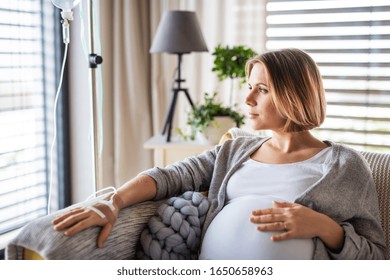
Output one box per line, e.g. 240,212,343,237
48,43,69,214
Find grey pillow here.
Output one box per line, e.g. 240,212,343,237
136,191,210,260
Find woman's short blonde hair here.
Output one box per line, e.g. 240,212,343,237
246,48,326,132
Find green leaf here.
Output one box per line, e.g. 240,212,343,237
211,44,257,84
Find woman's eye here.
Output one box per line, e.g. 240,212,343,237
258,87,268,94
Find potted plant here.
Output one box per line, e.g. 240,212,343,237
179,92,245,144
212,44,257,105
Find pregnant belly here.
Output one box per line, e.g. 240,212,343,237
199,196,314,260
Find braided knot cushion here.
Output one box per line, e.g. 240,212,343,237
136,191,210,260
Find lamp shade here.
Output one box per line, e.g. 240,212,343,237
150,10,208,54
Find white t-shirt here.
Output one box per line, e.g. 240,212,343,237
199,147,332,260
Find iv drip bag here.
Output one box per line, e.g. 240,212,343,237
51,0,81,12
52,0,81,20
51,0,81,43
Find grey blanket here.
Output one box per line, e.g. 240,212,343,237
6,201,161,260
6,191,208,260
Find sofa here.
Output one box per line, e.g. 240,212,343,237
6,129,390,259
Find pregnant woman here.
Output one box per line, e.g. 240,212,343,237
53,48,387,259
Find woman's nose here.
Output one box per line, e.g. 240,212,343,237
245,90,257,106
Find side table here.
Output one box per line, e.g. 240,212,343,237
143,135,215,167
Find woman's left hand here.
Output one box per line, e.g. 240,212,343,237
250,201,344,251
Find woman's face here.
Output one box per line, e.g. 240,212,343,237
246,62,285,131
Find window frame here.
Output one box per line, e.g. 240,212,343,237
0,0,71,253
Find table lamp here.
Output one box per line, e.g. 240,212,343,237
150,10,208,142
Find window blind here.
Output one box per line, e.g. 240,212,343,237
0,0,58,234
266,0,390,150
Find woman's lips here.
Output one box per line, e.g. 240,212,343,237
248,113,259,119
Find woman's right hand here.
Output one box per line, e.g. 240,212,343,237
52,194,123,248
51,174,156,248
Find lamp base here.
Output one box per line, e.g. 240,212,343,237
162,87,194,142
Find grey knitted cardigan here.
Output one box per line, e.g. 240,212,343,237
141,136,387,260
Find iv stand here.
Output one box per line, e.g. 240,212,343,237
88,0,103,191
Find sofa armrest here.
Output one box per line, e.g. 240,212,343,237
360,151,390,258
6,200,162,260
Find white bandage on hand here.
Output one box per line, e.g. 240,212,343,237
87,205,106,219
86,194,123,221
68,186,121,221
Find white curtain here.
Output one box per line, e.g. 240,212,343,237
98,0,266,187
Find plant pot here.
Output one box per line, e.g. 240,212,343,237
200,116,236,144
